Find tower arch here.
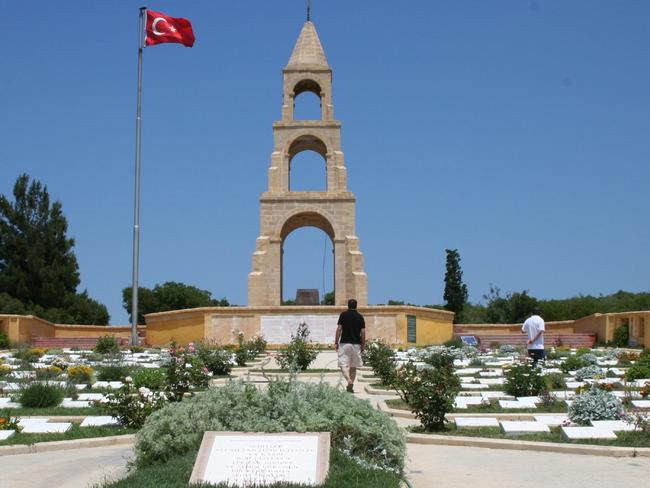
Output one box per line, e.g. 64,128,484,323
248,20,367,307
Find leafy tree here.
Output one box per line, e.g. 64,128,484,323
483,286,538,323
122,281,229,324
320,291,335,305
443,249,468,323
0,174,109,324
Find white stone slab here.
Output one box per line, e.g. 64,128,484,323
17,418,49,427
456,368,480,376
80,416,120,427
93,381,124,389
461,383,489,390
454,397,485,409
455,417,500,428
566,381,585,389
60,398,91,408
591,420,637,432
78,393,105,401
632,379,650,387
631,400,650,408
551,391,576,400
500,421,550,434
478,378,505,385
479,370,503,377
499,400,537,410
0,430,16,440
534,415,569,426
480,391,514,400
22,422,72,434
0,397,11,406
561,426,617,440
516,396,540,405
74,384,90,390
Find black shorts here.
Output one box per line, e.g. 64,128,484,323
527,349,545,361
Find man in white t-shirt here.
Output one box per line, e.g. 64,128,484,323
522,308,545,366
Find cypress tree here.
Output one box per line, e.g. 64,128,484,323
443,249,469,323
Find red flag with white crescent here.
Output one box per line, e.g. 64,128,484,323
145,10,195,47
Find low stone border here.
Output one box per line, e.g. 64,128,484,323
406,432,650,458
364,385,399,396
0,434,135,457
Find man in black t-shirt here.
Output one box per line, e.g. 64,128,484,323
334,299,366,393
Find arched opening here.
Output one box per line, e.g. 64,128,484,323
280,212,335,305
293,79,322,120
288,136,328,191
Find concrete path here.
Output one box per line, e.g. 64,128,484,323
406,443,650,488
0,444,133,488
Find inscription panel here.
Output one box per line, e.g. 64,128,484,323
261,314,339,343
190,432,330,486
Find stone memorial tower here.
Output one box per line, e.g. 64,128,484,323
248,20,368,307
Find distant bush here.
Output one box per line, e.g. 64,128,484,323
245,335,267,358
36,365,63,380
560,355,588,373
0,331,10,349
569,384,625,425
132,368,166,391
94,335,120,354
134,380,406,474
544,372,567,390
104,380,167,429
362,339,397,386
574,365,604,381
443,337,463,348
19,382,65,408
277,322,318,371
504,364,545,397
0,364,12,377
625,362,650,382
195,342,232,376
611,324,629,347
130,346,144,353
97,363,133,382
67,365,93,383
14,347,47,363
393,354,460,431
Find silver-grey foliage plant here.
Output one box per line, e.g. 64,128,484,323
574,365,604,381
568,384,626,425
134,379,406,473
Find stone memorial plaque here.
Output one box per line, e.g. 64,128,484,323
261,315,339,344
295,289,320,305
190,432,330,487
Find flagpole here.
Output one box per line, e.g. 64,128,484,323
131,6,146,346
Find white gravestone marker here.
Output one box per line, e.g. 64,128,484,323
190,432,330,487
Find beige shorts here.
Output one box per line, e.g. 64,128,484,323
337,343,363,368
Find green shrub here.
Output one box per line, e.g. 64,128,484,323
276,322,318,371
35,365,63,380
14,347,47,363
134,379,406,474
560,355,588,373
443,337,463,348
19,382,65,408
130,346,145,353
67,365,93,383
362,339,397,386
94,335,120,354
625,362,650,381
132,368,167,390
195,343,232,376
575,347,591,356
393,353,460,431
611,324,629,347
568,383,625,425
543,372,567,390
574,365,604,381
164,343,210,401
97,363,134,382
0,331,10,349
245,335,267,358
504,364,545,397
104,380,168,429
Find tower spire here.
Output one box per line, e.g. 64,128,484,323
307,0,311,21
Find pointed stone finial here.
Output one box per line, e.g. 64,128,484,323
286,20,329,68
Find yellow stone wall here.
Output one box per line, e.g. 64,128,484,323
145,310,207,346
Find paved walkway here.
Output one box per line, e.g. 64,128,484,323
3,352,650,487
0,444,133,488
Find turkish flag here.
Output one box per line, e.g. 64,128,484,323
145,10,195,47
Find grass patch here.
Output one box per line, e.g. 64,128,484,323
102,448,403,488
413,424,650,448
0,424,135,446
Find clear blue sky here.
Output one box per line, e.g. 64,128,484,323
1,1,648,324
